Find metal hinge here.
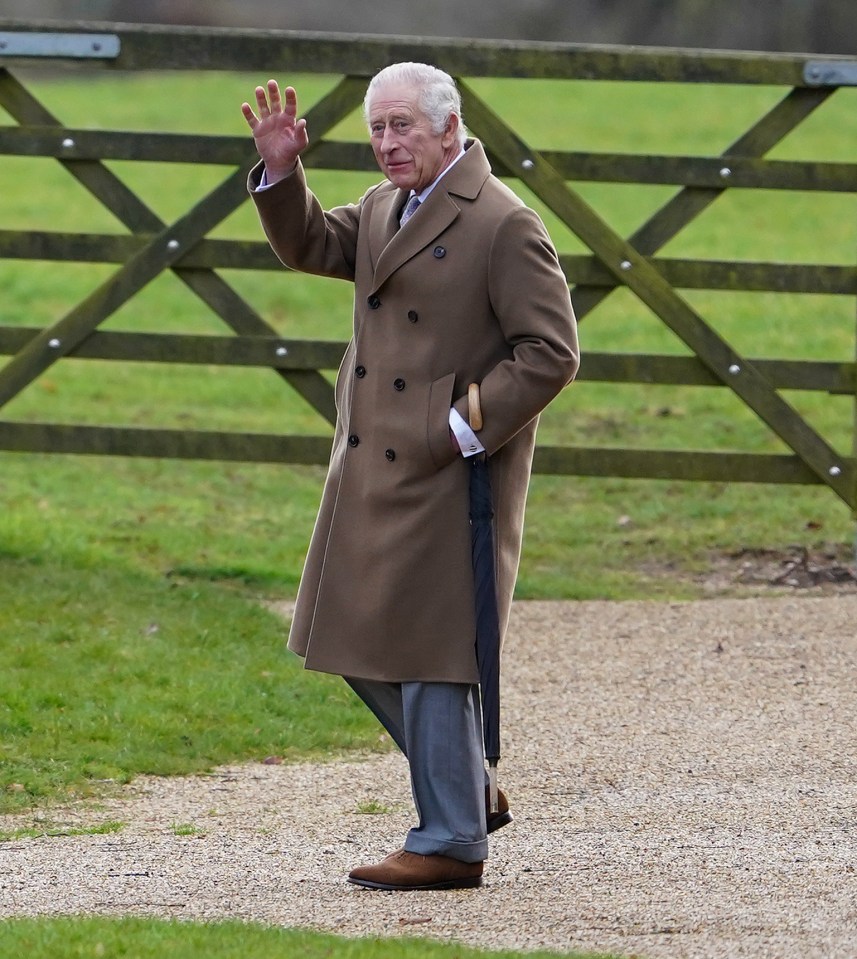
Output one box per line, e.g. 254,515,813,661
804,60,857,86
0,31,120,59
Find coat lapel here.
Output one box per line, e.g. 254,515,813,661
370,192,460,293
366,187,404,274
368,140,492,295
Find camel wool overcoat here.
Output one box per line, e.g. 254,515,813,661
249,139,579,683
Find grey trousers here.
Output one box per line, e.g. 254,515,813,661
346,678,489,863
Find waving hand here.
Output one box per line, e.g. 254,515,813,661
241,81,309,183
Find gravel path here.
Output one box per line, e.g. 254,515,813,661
2,595,856,958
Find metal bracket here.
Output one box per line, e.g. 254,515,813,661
804,60,857,87
0,31,120,60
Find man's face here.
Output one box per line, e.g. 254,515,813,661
367,84,459,193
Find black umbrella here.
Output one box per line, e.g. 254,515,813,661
467,388,501,814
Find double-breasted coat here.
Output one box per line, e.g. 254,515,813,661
249,139,579,683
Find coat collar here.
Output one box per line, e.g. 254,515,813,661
368,140,491,294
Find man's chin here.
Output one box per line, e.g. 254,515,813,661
386,167,415,189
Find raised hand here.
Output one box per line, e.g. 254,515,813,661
241,80,309,183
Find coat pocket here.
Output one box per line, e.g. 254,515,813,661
427,371,458,471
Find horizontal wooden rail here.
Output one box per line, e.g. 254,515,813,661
0,231,280,272
561,257,857,295
577,353,857,393
0,420,333,463
2,128,856,193
0,328,346,369
532,446,839,484
1,327,853,394
2,20,855,85
1,232,854,295
0,419,846,488
536,152,857,193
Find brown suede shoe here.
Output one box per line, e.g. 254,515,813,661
487,787,513,834
347,849,483,890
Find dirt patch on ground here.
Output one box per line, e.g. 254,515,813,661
643,542,857,597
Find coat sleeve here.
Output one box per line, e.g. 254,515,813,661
248,159,364,282
453,205,580,454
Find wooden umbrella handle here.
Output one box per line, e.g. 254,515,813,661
468,382,483,432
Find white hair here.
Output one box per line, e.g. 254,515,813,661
363,62,467,148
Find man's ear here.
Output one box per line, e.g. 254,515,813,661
442,113,460,148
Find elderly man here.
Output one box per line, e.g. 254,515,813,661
242,62,578,890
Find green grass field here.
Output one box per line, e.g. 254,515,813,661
0,67,854,958
0,918,603,959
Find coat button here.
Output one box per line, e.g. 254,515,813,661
348,434,360,447
355,365,366,378
407,310,419,323
385,449,396,461
368,294,381,309
393,378,406,391
433,246,446,258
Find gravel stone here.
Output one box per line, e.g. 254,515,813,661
1,596,856,958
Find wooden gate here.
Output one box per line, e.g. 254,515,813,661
0,24,855,507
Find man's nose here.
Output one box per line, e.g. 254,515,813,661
380,128,399,153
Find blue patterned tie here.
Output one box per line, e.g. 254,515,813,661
399,194,421,227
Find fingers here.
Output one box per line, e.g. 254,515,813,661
259,81,295,117
281,84,298,118
255,81,275,118
242,81,299,129
240,88,269,130
240,100,257,128
264,79,281,114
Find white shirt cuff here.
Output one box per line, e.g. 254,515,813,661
254,165,295,192
254,168,275,192
449,407,485,457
